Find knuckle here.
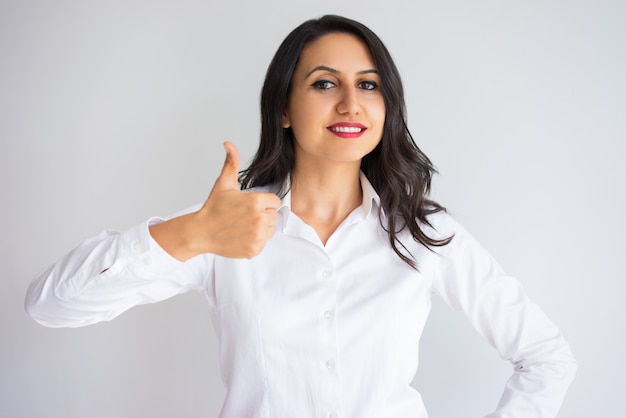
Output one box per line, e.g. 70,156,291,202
243,242,263,259
249,214,264,228
248,194,264,208
250,228,265,242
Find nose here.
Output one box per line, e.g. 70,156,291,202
336,87,361,115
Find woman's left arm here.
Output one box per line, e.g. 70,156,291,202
430,213,577,418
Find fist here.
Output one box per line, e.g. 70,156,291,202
149,142,281,261
194,142,281,258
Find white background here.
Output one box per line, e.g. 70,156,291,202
1,0,624,417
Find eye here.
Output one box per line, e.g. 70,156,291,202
311,80,335,90
358,80,379,91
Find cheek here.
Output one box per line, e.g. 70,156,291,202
292,102,330,133
373,106,386,134
377,97,387,121
372,110,386,142
367,97,386,121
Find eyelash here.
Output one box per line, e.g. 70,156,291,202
311,80,379,91
312,80,335,90
359,80,379,91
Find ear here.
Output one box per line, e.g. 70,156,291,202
282,111,291,128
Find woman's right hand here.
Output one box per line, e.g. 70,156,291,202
149,142,281,261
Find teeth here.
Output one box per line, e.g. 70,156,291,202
330,126,363,133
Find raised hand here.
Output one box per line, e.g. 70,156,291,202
149,142,281,261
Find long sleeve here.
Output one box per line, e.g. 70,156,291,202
25,217,214,328
430,214,577,418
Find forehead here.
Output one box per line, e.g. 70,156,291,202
296,32,376,73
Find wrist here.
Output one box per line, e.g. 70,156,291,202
149,214,202,261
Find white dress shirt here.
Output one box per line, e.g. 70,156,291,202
26,173,577,418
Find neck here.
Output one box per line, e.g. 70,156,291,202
290,160,363,245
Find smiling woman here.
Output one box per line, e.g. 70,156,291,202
283,33,385,172
241,16,452,266
25,14,577,418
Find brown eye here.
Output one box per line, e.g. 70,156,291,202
358,80,379,91
312,80,335,90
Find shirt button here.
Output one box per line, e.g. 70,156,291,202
325,360,335,371
132,241,141,251
329,413,338,418
324,310,334,319
321,270,332,278
143,257,152,265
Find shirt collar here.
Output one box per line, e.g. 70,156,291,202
359,171,383,220
277,171,383,233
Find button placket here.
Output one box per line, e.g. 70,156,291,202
317,263,340,416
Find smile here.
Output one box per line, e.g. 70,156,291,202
329,126,364,133
327,123,367,138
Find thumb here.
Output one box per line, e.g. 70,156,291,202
213,141,241,191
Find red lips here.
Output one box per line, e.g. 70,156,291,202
327,122,367,138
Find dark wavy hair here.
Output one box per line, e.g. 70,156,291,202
240,15,452,268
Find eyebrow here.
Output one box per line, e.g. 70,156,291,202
304,65,379,80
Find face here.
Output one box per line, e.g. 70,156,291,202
283,32,386,169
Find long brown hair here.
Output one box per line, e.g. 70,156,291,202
240,15,452,268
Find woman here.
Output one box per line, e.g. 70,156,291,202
26,15,577,417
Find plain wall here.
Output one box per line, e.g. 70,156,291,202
1,0,624,417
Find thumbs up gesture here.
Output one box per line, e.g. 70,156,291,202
149,142,281,261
